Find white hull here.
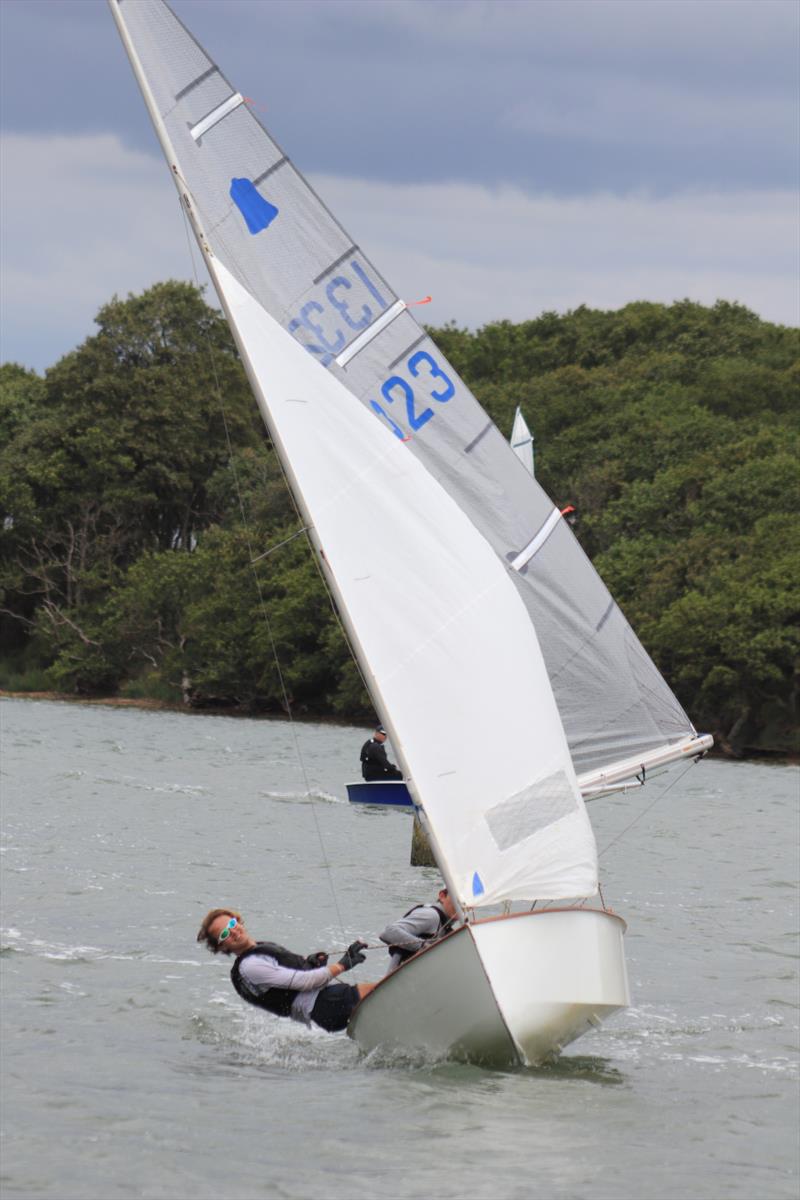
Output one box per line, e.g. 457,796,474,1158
348,908,629,1067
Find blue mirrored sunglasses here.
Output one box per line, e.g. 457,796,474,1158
217,917,238,944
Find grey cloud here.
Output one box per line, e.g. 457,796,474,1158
2,133,796,375
0,133,212,371
1,0,797,196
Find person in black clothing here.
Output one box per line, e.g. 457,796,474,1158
360,725,403,781
196,908,376,1032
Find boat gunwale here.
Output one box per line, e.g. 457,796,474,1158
350,904,626,1019
470,905,628,934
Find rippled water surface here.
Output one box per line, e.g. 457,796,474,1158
1,697,798,1199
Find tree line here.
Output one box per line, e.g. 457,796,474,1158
1,283,797,754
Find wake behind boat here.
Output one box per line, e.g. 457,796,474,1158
110,0,712,1067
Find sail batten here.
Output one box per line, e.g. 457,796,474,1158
189,92,244,141
336,301,407,368
510,508,561,571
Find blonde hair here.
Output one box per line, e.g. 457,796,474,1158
196,907,242,954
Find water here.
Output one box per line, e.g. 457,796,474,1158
1,697,798,1200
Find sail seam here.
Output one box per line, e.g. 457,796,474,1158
335,300,407,368
509,507,561,572
464,422,493,454
595,599,614,632
175,65,217,102
389,332,427,370
254,157,288,186
314,246,358,287
190,92,244,141
569,691,684,753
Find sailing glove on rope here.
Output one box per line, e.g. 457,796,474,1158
337,940,368,971
305,952,329,969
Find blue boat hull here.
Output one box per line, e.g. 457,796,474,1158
346,781,414,807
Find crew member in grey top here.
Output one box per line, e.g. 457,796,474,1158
378,886,457,974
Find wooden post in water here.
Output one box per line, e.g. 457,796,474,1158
410,814,436,867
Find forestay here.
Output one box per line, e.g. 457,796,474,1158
213,257,598,906
110,0,698,778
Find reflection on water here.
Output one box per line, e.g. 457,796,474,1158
530,1054,626,1086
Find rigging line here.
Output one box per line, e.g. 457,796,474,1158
177,199,349,943
250,525,309,563
598,759,697,858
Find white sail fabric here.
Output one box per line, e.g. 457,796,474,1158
109,0,698,779
213,258,597,905
511,407,534,476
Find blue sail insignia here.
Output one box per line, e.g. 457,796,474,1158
230,178,279,234
472,871,485,898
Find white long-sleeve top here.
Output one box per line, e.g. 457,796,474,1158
238,953,334,1023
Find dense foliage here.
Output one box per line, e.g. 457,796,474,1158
1,285,797,753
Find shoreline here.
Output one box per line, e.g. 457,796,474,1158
0,689,364,728
2,690,796,763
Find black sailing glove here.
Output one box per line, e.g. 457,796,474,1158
337,940,368,971
305,952,329,969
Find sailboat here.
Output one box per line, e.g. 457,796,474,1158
109,0,712,1066
511,406,535,477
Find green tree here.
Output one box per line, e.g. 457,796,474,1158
2,292,796,753
0,282,260,672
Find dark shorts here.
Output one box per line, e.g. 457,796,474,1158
310,982,361,1032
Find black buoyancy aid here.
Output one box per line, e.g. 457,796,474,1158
230,942,313,1018
389,904,450,964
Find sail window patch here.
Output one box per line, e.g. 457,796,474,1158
230,178,279,234
190,92,244,141
335,300,406,368
509,507,561,573
485,771,578,851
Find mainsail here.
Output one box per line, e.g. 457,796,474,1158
110,0,703,783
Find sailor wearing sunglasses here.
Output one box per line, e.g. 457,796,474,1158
196,909,376,1032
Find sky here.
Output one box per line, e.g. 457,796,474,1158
1,0,798,373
